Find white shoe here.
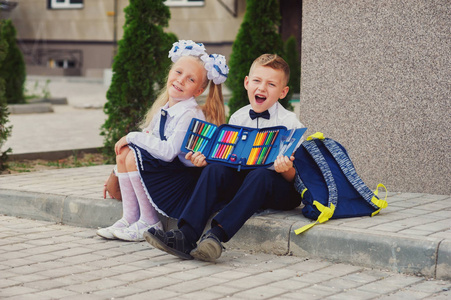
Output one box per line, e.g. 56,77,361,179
96,219,130,239
113,220,163,242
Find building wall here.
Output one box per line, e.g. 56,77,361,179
9,0,244,76
10,0,125,41
299,0,450,194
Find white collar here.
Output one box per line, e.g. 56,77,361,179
163,97,198,117
267,102,278,117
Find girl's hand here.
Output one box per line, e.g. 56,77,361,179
103,178,114,199
103,179,108,199
115,136,128,155
185,151,208,167
274,154,294,173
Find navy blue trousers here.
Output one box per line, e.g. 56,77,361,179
178,164,301,242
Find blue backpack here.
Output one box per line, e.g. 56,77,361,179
293,132,388,234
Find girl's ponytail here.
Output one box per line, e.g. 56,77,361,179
202,81,225,126
200,53,228,126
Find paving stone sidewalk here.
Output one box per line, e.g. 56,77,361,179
0,215,450,300
0,165,450,282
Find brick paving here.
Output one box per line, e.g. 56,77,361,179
1,215,450,300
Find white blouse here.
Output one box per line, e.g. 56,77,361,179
126,97,205,166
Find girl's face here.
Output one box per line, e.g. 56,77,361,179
167,56,207,107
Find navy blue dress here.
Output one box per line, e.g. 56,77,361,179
128,143,204,219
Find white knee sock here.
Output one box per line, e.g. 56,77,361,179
129,171,160,226
118,172,140,224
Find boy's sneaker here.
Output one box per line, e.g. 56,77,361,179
143,228,195,260
96,218,130,240
190,231,225,262
113,220,163,242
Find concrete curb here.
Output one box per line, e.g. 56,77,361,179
8,103,54,114
8,147,102,161
290,225,440,278
0,188,449,280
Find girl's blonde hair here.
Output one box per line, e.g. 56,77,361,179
140,57,225,129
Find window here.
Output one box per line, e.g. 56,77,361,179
164,0,204,7
48,0,83,10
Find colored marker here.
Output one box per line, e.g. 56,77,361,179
217,130,225,143
211,144,219,158
198,138,209,153
190,120,197,132
194,137,203,152
207,126,217,138
201,124,209,136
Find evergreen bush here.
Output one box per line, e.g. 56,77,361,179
100,0,177,161
227,0,290,116
0,21,12,171
0,19,25,104
284,35,300,104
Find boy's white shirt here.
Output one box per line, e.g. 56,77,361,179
126,97,205,166
229,102,304,130
229,102,305,170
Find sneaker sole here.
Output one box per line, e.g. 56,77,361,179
96,231,117,240
190,238,222,262
143,231,193,260
112,232,144,242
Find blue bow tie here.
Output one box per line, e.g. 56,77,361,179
249,109,270,120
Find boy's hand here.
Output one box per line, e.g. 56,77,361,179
115,136,128,155
185,151,208,167
274,154,294,173
274,155,296,182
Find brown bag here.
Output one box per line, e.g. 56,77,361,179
106,170,122,201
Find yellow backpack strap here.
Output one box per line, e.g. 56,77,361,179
295,201,335,234
306,132,325,141
295,136,338,235
371,183,388,216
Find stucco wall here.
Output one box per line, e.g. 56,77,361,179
299,0,450,194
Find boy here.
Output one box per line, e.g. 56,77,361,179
144,54,304,261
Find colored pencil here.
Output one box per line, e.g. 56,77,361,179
261,130,279,164
257,147,268,164
246,147,257,165
252,147,262,165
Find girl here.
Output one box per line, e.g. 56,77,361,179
97,40,228,241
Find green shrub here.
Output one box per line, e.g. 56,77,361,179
0,19,25,104
100,0,177,162
284,35,300,103
0,21,12,170
227,0,290,116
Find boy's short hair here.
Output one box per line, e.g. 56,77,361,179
249,54,290,85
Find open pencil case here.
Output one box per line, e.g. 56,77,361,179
181,118,307,170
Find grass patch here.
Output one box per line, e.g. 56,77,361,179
3,153,107,175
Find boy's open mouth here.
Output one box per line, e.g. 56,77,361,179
255,95,266,104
